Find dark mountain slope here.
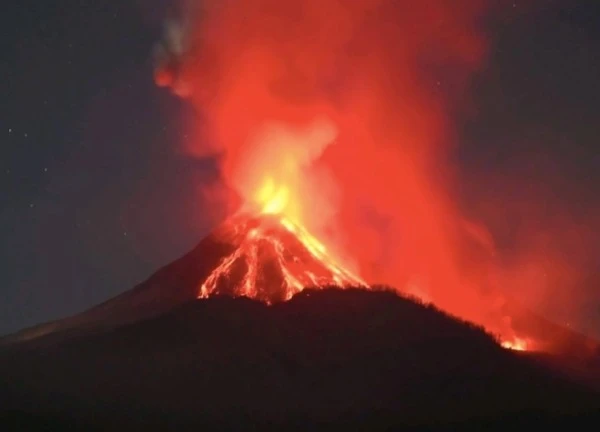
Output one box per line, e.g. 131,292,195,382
0,213,363,348
0,230,232,346
0,288,598,430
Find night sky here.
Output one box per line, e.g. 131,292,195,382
2,1,599,336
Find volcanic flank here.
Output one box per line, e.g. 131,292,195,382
1,214,600,430
198,212,365,303
1,211,364,346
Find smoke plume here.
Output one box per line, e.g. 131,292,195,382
153,0,547,341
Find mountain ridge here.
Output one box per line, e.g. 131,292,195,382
1,288,599,430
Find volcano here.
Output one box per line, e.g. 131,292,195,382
2,212,364,346
1,213,599,430
198,213,365,302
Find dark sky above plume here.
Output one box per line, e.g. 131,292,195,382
1,0,599,336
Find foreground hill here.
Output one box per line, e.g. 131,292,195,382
0,288,598,430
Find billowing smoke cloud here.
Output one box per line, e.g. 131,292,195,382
463,147,600,341
152,0,563,343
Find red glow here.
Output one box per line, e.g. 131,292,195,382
155,1,541,351
501,337,530,352
198,213,365,303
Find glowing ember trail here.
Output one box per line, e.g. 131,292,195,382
197,213,366,303
198,178,366,303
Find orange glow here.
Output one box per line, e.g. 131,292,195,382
200,171,365,301
255,177,290,215
198,213,366,303
157,1,547,352
501,337,529,352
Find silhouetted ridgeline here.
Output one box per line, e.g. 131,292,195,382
0,288,598,431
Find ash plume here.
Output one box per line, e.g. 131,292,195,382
153,18,191,97
151,0,592,345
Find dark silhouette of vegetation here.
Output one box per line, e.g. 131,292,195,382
0,288,598,431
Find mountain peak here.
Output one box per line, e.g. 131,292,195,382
199,212,365,303
1,212,365,345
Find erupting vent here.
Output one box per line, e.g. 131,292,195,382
198,213,366,303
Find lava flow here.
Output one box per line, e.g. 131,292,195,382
197,178,533,352
501,337,529,352
198,181,366,303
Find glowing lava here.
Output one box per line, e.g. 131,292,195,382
255,177,290,216
501,337,529,352
197,213,366,302
198,178,532,352
198,178,365,303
